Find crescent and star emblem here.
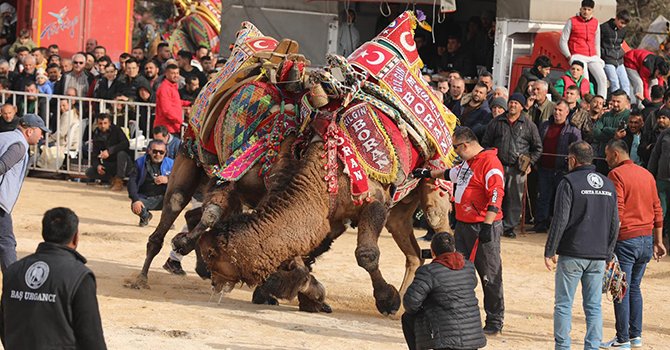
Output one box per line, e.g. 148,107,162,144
252,40,270,49
400,32,416,51
365,51,385,65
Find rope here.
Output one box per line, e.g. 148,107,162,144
379,1,391,17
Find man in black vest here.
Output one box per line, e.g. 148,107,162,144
0,207,106,349
543,141,618,350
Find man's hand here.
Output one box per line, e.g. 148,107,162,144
525,166,532,175
154,175,169,185
99,150,110,160
479,223,493,243
653,242,667,261
131,201,144,215
635,92,644,102
96,165,105,175
614,129,626,140
411,168,432,179
544,255,557,271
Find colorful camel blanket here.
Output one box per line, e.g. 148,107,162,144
348,11,458,169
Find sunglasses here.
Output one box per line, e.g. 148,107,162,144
73,61,85,65
150,150,165,155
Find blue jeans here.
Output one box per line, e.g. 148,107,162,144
138,195,164,220
536,167,565,224
604,64,631,96
554,256,605,350
613,235,653,342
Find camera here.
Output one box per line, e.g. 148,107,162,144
421,249,432,259
617,120,626,131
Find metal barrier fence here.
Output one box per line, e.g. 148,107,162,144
2,90,165,176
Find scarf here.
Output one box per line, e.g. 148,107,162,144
431,252,465,270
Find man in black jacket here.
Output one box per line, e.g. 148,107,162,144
514,55,561,101
482,93,543,237
85,113,130,191
458,82,492,141
0,207,107,349
544,141,618,350
600,10,631,96
402,232,487,350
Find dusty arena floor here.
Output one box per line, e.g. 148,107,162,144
6,178,670,349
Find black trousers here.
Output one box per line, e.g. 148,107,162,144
402,313,477,350
502,166,525,231
85,151,131,180
455,220,505,328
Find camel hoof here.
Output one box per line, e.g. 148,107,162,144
124,273,151,290
297,292,330,313
171,234,193,256
374,283,400,315
321,302,333,314
251,288,279,305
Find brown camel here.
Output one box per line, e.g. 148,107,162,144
199,125,453,315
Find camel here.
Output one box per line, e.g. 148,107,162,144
199,128,452,315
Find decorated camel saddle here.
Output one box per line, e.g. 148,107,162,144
303,11,457,204
184,22,309,182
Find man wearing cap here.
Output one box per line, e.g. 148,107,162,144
483,93,543,238
490,97,507,119
559,0,608,98
0,114,49,270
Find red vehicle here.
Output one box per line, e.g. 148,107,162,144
14,0,134,60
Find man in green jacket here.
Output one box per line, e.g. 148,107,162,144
592,89,631,173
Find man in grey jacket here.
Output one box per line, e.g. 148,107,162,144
648,126,670,244
0,114,48,270
482,93,543,237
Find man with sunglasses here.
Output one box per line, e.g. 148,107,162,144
412,126,506,336
54,53,92,97
127,140,173,227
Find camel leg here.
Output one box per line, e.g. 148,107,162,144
298,275,331,313
355,201,400,315
172,182,242,255
134,153,203,287
386,197,422,299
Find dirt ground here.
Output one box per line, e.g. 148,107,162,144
5,178,670,349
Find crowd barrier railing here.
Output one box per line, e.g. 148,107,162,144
2,90,164,176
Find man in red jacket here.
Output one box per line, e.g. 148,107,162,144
624,49,669,107
412,126,506,335
559,0,607,98
154,64,190,137
602,139,666,349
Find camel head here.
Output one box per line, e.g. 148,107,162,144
198,221,241,294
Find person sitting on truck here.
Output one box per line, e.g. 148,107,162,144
555,61,595,98
559,0,608,98
600,10,631,96
514,55,561,101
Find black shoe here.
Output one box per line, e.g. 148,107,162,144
529,222,549,233
162,258,186,276
483,324,503,335
502,229,516,239
139,212,153,227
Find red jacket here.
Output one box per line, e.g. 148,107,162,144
608,160,663,241
568,16,599,57
154,79,190,134
448,149,505,223
624,49,665,100
561,75,591,97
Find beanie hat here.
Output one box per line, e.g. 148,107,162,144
490,97,508,111
509,92,526,106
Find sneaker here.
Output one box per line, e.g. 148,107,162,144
483,324,502,335
502,229,516,239
139,212,153,227
629,337,642,348
599,337,631,349
163,258,186,276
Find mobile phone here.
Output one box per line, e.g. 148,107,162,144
617,120,626,131
421,249,432,259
